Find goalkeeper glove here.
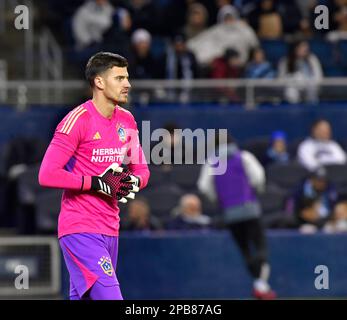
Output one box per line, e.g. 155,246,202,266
90,163,139,203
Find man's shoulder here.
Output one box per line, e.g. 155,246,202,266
57,103,91,134
66,103,92,121
117,106,136,121
117,105,133,114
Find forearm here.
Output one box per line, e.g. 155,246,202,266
38,142,91,191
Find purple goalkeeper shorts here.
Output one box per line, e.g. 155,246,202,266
59,233,123,300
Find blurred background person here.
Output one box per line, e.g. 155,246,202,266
122,197,162,231
264,130,290,166
211,48,244,79
289,167,338,233
198,135,277,299
327,1,347,42
210,48,243,102
166,194,212,230
244,47,276,79
278,40,323,103
159,33,199,103
162,33,199,80
247,0,283,39
128,28,160,79
183,2,209,40
297,119,347,171
324,201,347,233
150,122,197,173
72,0,131,52
187,5,259,68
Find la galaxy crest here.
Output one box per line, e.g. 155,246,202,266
116,123,127,143
98,256,114,276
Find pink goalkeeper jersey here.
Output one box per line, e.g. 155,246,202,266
39,100,150,238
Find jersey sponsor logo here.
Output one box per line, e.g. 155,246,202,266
116,124,127,143
91,147,127,163
93,131,101,140
98,256,114,276
60,106,87,135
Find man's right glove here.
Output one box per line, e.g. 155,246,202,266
90,163,139,203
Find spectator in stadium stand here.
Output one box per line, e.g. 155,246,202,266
157,33,199,103
326,1,347,42
297,119,347,171
197,135,277,300
183,2,209,40
210,48,243,102
288,167,338,234
166,194,212,230
274,0,304,36
128,29,160,79
150,122,195,170
246,0,283,39
244,47,276,79
211,48,244,79
121,197,162,231
294,0,317,38
186,5,259,67
161,33,199,80
323,201,347,233
264,130,290,166
72,0,131,51
278,40,323,104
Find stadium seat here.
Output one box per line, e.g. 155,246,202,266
141,183,184,220
259,185,293,229
266,162,309,191
324,164,347,189
324,66,347,77
337,40,347,67
146,164,172,188
308,39,336,68
0,143,7,178
170,164,202,191
261,39,288,67
151,36,169,58
17,164,41,205
242,137,269,164
35,189,62,233
193,190,219,217
258,185,287,215
288,138,303,159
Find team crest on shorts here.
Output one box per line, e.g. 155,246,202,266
116,124,127,143
98,256,114,276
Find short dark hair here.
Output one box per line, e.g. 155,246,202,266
85,52,128,87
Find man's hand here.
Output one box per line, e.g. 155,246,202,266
90,163,139,203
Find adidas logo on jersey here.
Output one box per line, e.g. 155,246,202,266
93,132,101,140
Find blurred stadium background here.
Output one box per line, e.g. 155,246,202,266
1,0,347,299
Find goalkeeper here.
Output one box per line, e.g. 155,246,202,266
38,52,150,300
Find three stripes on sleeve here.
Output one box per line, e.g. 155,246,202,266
60,106,87,135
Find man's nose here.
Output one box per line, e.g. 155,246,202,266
125,79,131,88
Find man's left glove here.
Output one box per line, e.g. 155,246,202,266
90,163,140,203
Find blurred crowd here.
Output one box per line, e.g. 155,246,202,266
2,117,347,236
3,0,347,235
35,0,347,104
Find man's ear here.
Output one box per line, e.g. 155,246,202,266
94,75,104,90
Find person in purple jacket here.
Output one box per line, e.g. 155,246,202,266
198,134,276,299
